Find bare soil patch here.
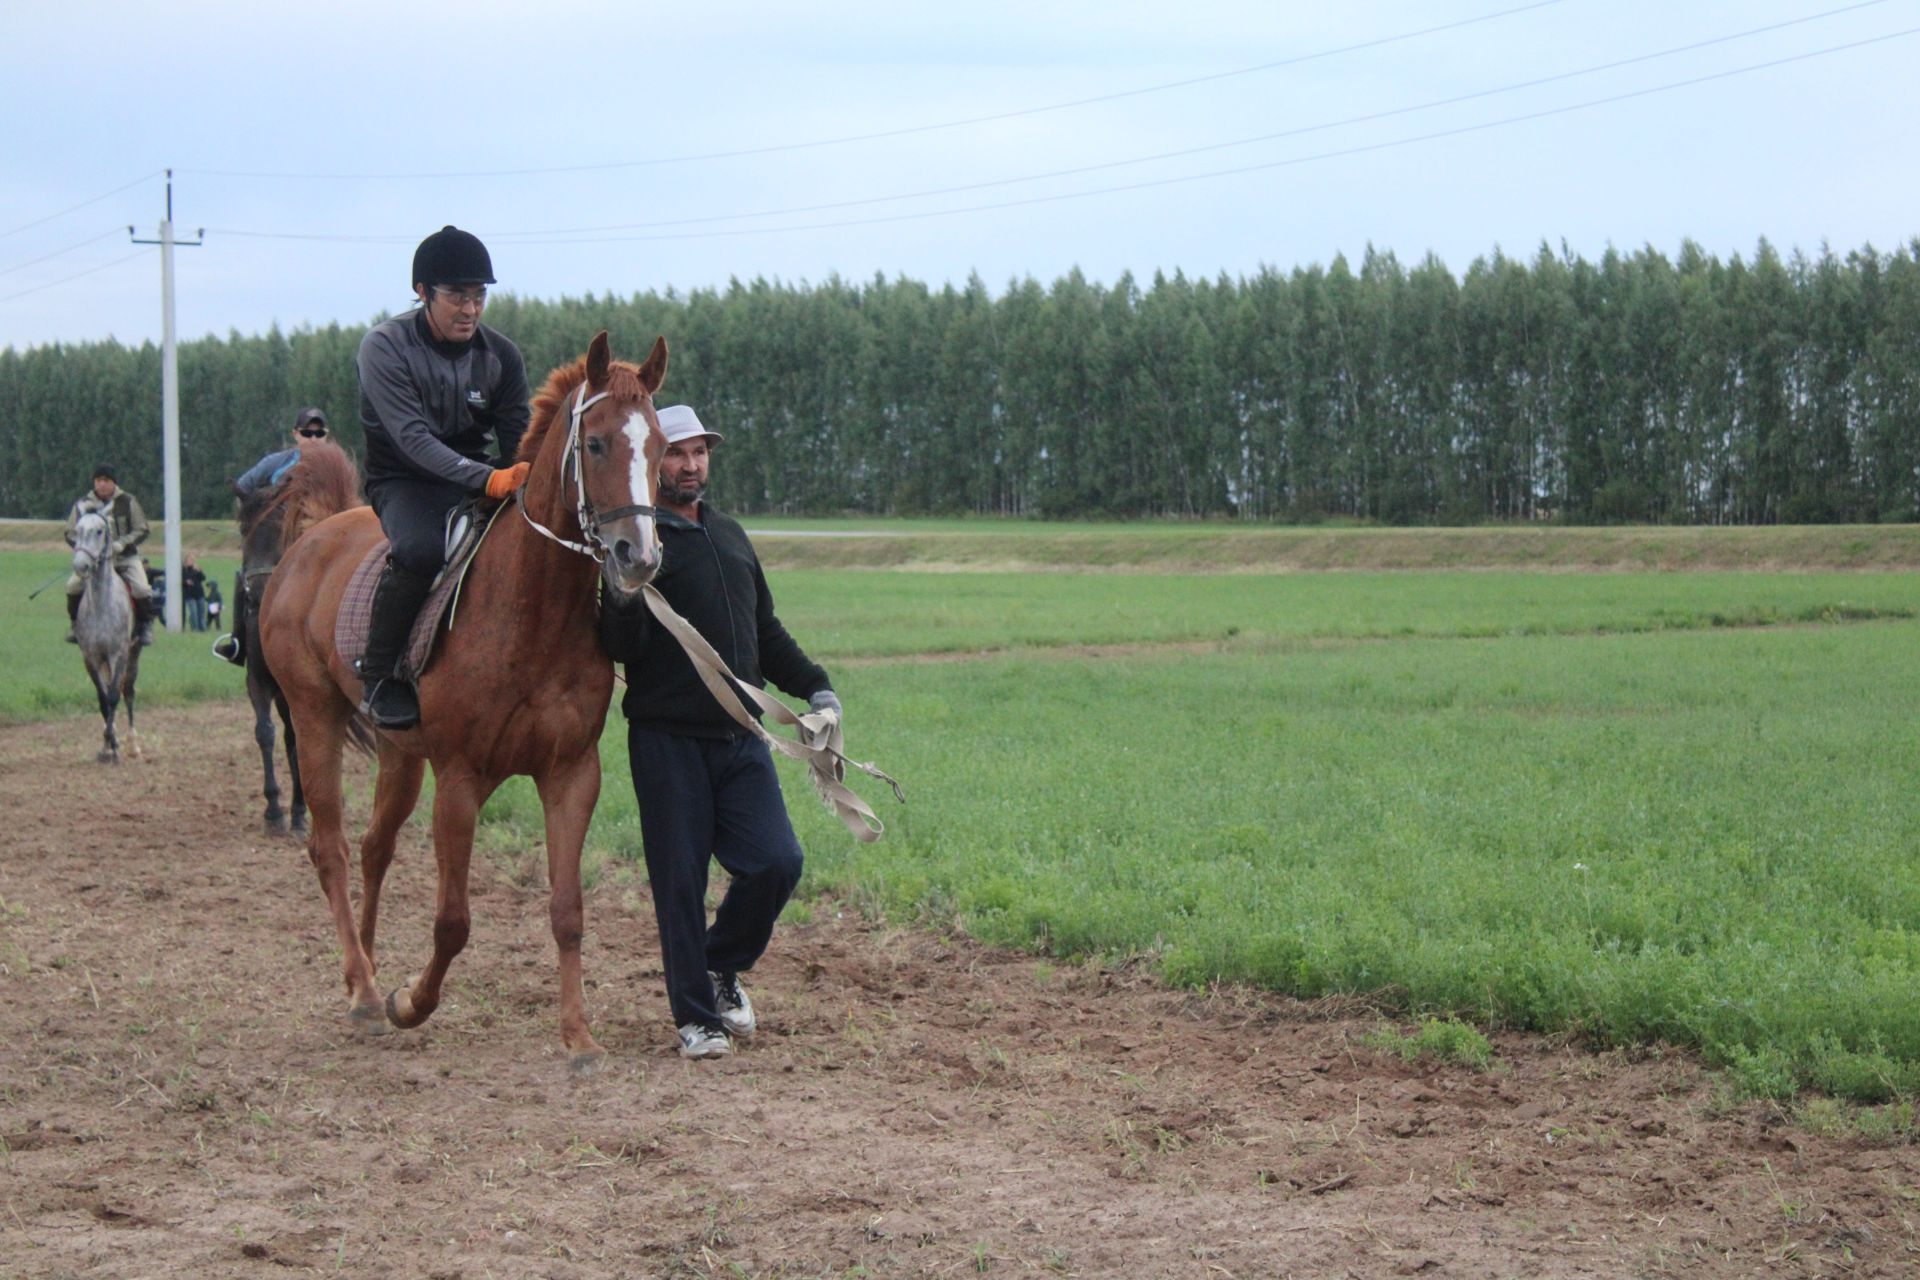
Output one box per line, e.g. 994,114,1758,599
3,701,1917,1278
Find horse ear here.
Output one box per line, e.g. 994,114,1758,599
636,335,669,395
586,331,612,388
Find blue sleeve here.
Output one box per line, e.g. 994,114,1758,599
235,448,297,496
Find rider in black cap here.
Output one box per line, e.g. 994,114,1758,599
214,406,339,664
353,225,532,728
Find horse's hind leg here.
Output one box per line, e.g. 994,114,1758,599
358,742,425,978
536,755,607,1069
280,695,307,835
297,713,385,1031
385,771,489,1032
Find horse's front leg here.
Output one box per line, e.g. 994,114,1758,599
535,753,606,1069
385,770,489,1032
120,673,139,761
92,662,120,765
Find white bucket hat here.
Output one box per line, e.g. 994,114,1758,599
657,404,723,445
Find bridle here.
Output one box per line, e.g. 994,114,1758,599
516,382,658,563
71,513,110,575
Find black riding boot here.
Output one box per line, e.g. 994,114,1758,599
215,570,248,664
134,595,156,647
65,593,80,643
358,560,435,729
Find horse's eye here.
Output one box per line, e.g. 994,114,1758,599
584,436,606,458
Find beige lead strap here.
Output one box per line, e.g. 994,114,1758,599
640,584,905,843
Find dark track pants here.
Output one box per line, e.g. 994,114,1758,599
366,474,466,577
627,725,804,1031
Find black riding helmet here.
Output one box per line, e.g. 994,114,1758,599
412,225,495,288
294,406,328,432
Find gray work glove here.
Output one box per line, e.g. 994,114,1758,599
809,689,842,718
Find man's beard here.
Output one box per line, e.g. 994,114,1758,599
659,475,705,506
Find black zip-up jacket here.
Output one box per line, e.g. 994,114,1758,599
357,310,531,491
600,505,831,738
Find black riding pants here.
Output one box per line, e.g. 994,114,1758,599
627,726,805,1032
367,475,468,577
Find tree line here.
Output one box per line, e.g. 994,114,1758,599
3,236,1917,524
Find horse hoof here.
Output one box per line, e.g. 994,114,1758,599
349,1003,390,1037
568,1049,605,1078
96,751,118,765
385,985,419,1028
265,818,288,836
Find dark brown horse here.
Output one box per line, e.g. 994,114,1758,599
260,332,667,1068
237,440,365,834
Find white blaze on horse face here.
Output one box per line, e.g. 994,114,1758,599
621,408,663,567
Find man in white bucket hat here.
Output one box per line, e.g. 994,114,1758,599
600,403,842,1059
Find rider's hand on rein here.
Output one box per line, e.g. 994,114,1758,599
485,462,531,500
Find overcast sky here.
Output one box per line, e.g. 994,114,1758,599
2,0,1916,352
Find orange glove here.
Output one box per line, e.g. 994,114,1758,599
485,462,530,500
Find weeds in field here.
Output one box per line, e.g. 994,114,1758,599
1363,1018,1494,1071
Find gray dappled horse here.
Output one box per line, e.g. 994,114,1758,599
70,511,141,763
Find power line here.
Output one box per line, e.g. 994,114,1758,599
182,0,1573,181
480,25,1920,246
0,228,125,278
476,0,1898,241
0,172,163,242
206,23,1920,250
0,249,148,304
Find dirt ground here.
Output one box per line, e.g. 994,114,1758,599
3,701,1918,1279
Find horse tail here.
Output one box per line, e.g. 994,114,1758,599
250,440,365,558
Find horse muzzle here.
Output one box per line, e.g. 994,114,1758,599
604,529,662,594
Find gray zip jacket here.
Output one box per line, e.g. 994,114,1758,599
357,310,531,491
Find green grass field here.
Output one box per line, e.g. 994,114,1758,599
7,525,1920,1099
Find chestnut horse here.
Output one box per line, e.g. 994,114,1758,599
261,332,668,1068
237,439,365,834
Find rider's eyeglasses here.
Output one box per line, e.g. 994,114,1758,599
434,286,488,310
298,428,328,439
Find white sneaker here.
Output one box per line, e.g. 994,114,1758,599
710,971,756,1038
677,1023,731,1059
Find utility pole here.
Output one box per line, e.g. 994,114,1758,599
130,170,203,634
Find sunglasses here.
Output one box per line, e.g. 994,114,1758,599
299,428,328,439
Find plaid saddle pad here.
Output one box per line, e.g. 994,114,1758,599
334,502,502,681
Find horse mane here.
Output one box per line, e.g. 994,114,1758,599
244,439,364,558
517,356,652,464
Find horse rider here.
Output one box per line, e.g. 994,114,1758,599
215,406,334,664
598,404,843,1060
355,224,532,729
64,463,156,647
235,405,332,500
